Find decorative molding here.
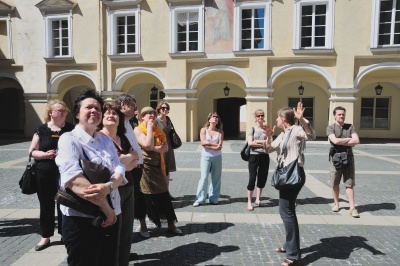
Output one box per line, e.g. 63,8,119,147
245,96,273,101
328,97,358,102
102,0,141,8
0,1,15,16
35,0,77,13
245,87,273,93
329,88,359,94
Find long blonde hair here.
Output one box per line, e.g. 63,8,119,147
44,100,69,122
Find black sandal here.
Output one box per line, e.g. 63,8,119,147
281,258,297,266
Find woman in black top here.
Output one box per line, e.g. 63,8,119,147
28,100,74,251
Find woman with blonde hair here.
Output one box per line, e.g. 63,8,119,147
28,99,74,251
246,109,270,211
155,101,177,199
193,112,224,207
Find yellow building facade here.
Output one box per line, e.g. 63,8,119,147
1,0,399,140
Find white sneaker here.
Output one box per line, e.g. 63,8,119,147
168,227,182,235
349,208,360,218
332,204,339,212
193,202,200,207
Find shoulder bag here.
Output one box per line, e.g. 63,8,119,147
240,127,254,161
55,149,112,227
167,116,182,149
19,150,37,195
271,129,303,190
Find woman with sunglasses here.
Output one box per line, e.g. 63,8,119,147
155,101,177,199
193,112,224,207
246,109,270,211
134,107,181,235
28,100,74,251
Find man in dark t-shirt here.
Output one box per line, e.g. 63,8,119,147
326,106,360,218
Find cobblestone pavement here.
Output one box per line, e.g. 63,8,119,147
0,140,399,265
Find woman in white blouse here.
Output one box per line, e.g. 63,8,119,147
56,89,126,266
264,104,314,266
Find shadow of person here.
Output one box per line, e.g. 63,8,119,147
0,218,40,237
356,203,396,214
300,236,385,265
132,241,239,265
133,222,235,243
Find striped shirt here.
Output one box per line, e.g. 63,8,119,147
265,125,311,167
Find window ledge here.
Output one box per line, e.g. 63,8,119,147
108,54,142,60
370,46,400,53
292,48,335,54
233,50,272,56
169,52,205,58
44,57,74,62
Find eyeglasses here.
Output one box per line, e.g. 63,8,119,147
160,107,170,111
53,109,67,114
256,115,265,117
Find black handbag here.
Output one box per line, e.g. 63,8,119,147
55,149,112,227
271,129,303,190
240,127,254,161
167,117,182,149
19,151,37,195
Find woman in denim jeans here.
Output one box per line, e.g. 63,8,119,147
193,112,224,207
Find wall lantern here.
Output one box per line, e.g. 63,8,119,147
298,81,304,95
151,84,158,96
223,83,230,96
375,82,383,95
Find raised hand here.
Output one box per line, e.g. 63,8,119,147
293,102,305,121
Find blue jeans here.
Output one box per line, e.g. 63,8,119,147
195,155,222,204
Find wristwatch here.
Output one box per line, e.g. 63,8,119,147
107,181,114,193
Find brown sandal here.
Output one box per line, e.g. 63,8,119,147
281,258,297,266
275,247,286,253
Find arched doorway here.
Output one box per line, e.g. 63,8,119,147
0,87,25,136
217,97,246,139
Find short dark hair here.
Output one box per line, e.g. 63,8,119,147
333,106,346,115
115,94,136,111
73,88,104,124
98,103,126,136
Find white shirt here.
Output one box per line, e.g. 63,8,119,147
56,125,126,217
202,129,222,157
124,120,143,164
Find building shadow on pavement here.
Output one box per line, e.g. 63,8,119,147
131,241,239,265
172,195,272,209
0,218,40,236
299,236,385,265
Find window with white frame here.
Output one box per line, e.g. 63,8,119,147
371,0,400,47
149,88,165,109
45,15,72,58
170,6,204,53
0,18,11,59
234,1,271,51
108,9,140,55
294,0,334,50
360,97,390,129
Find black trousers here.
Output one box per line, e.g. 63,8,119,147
132,167,146,220
278,167,306,260
247,153,270,191
35,161,62,237
62,214,120,266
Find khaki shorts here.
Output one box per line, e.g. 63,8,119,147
329,156,355,188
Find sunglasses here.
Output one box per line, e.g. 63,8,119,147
211,115,219,119
160,107,170,111
256,115,265,117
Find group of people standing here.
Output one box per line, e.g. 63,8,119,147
28,89,180,265
27,88,360,266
